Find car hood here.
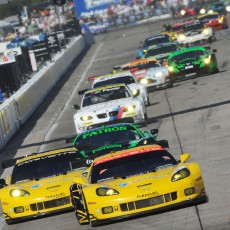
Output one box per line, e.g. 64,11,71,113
2,170,82,193
91,164,188,189
77,98,137,114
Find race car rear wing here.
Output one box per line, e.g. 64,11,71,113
78,88,90,95
1,156,24,169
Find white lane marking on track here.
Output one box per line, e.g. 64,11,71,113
0,213,5,230
39,42,104,152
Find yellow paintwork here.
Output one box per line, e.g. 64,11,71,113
0,147,84,223
72,145,206,224
161,31,177,41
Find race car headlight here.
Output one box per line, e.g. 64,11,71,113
202,28,211,35
226,5,230,12
140,78,148,85
80,116,93,121
200,8,206,14
155,71,163,77
132,89,139,96
10,189,30,197
177,34,186,42
172,168,190,182
96,187,119,196
168,66,174,72
124,105,136,112
204,55,211,64
180,9,186,16
208,10,214,14
218,17,224,23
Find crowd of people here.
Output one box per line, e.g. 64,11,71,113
0,1,76,42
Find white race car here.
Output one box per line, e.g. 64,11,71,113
73,84,148,134
114,58,172,91
89,71,150,106
177,20,216,46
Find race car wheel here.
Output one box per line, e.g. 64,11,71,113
70,184,90,225
144,113,149,124
5,219,15,225
146,97,150,106
167,79,173,88
209,36,216,43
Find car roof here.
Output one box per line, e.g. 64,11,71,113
168,46,207,58
147,42,179,50
171,19,196,27
77,123,138,136
16,147,77,164
198,12,219,18
145,34,170,42
85,83,126,93
94,71,133,81
122,58,158,67
93,145,164,166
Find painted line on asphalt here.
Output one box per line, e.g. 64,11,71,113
39,42,104,152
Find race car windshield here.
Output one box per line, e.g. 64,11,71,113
144,36,171,47
90,149,177,184
82,86,131,107
122,61,159,71
75,126,142,151
184,23,204,31
169,50,206,63
11,151,82,184
93,76,136,88
199,14,219,23
145,45,180,57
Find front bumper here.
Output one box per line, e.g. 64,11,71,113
179,35,213,46
169,65,210,81
89,194,207,226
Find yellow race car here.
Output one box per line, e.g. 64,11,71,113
70,144,207,227
0,147,85,224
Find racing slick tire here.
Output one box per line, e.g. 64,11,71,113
144,113,149,124
167,79,174,88
209,36,216,43
70,184,90,225
146,96,150,106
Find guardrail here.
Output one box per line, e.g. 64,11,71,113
0,35,85,151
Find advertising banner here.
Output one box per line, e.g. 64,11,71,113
74,0,169,34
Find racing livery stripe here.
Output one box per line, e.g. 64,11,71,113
94,146,164,166
117,106,125,119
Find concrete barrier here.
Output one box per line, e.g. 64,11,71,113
0,35,85,151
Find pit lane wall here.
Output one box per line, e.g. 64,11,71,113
0,35,85,151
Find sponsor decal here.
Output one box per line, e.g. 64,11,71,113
82,126,127,139
94,147,163,166
137,191,159,199
31,184,40,189
46,192,65,199
118,182,128,187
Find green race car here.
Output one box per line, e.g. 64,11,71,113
167,46,219,81
66,123,168,166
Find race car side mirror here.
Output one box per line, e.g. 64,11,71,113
150,129,159,135
212,49,217,53
180,153,190,163
0,179,7,189
74,104,80,110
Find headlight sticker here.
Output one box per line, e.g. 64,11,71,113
173,166,186,174
31,184,40,189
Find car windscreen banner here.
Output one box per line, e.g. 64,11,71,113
74,0,169,33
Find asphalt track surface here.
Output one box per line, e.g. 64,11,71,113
0,15,230,230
